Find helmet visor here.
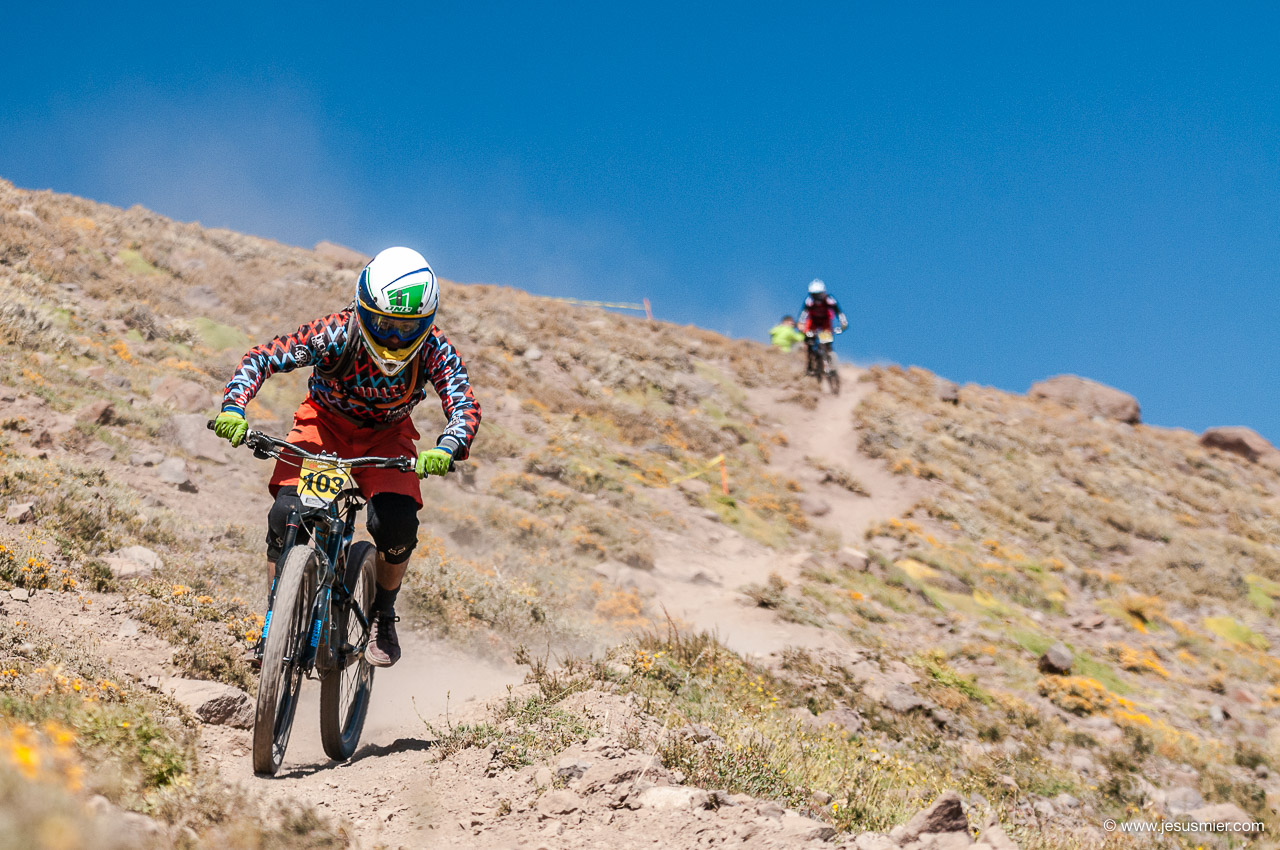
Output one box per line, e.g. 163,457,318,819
357,302,433,350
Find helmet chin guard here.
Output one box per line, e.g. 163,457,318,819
354,247,439,375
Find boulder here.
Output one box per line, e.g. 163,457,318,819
579,754,669,793
891,791,970,845
1029,375,1140,424
1199,427,1278,464
866,680,928,713
854,835,898,850
935,378,960,405
815,707,863,735
974,822,1020,850
1186,802,1258,832
800,496,832,517
152,376,213,413
837,547,870,572
83,441,116,461
163,678,253,728
5,502,35,524
535,789,581,816
1038,643,1074,675
314,240,370,269
129,450,165,467
633,786,711,811
155,457,198,492
104,546,163,580
158,414,228,463
1164,786,1203,814
75,399,116,426
779,813,836,842
676,478,711,497
555,757,593,781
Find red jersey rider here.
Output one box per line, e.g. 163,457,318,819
797,279,848,376
212,247,481,667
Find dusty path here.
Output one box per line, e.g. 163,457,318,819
647,365,924,659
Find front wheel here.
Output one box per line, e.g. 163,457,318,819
252,545,316,776
319,541,376,761
827,364,841,395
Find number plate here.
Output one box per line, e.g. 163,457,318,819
298,458,352,507
817,330,834,344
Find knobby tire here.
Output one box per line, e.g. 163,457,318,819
252,545,316,775
319,541,377,761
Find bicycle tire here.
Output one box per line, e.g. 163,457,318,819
252,545,316,775
319,541,377,761
827,363,841,395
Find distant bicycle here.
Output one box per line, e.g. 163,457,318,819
805,330,841,395
209,422,416,775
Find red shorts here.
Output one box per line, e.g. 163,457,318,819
268,398,422,506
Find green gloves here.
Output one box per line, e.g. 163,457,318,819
415,447,453,478
213,410,248,447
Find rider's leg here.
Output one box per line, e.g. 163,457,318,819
266,486,310,590
363,493,420,667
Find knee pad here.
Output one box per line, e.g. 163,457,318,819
266,487,309,562
366,493,420,564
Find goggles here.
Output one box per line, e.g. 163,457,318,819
356,302,433,349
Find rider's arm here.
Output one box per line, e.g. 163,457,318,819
421,329,482,461
221,312,347,415
831,297,849,332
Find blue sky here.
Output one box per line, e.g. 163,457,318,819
4,2,1279,440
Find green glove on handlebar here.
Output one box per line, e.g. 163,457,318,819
415,447,453,478
213,410,248,447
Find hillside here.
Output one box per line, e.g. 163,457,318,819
0,178,1278,849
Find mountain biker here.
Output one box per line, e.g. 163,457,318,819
212,247,480,668
769,315,806,353
797,279,848,376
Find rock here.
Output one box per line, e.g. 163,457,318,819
811,790,833,806
836,547,870,571
1038,643,1074,675
1208,705,1226,725
908,833,974,850
676,478,711,497
779,813,835,842
104,546,163,580
1187,802,1258,831
158,414,229,463
75,399,116,426
815,707,863,735
633,786,711,811
523,346,543,362
314,240,371,268
84,441,116,461
800,496,832,517
5,502,35,524
688,570,721,586
536,789,581,816
129,450,165,467
579,754,668,793
1199,426,1278,464
677,723,723,746
892,791,969,845
533,767,553,787
1032,799,1055,818
163,678,253,728
1028,374,1140,424
1053,792,1079,810
152,376,213,413
155,457,198,492
867,681,928,714
1165,787,1203,814
555,757,593,781
935,378,960,405
755,801,785,820
853,834,898,850
974,822,1020,850
9,588,30,603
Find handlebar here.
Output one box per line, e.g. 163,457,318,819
206,420,415,471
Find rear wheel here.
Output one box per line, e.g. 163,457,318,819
319,541,376,761
252,545,316,776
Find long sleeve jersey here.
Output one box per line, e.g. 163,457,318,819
798,294,849,334
221,309,481,458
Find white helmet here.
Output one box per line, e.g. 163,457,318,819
354,247,439,376
808,279,826,295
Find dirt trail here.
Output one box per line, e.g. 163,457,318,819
647,364,924,659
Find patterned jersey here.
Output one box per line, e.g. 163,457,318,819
798,294,849,334
221,309,480,458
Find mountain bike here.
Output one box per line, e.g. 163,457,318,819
208,422,414,775
805,331,841,395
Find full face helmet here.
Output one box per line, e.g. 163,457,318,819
354,247,439,376
808,279,826,295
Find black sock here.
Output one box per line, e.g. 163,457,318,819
372,583,400,617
